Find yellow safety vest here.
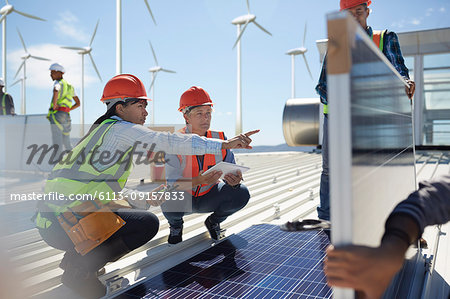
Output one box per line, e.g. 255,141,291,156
1,93,6,115
36,119,135,229
48,79,74,114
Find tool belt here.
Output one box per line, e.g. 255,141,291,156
57,201,126,256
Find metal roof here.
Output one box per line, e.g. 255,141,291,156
1,150,448,298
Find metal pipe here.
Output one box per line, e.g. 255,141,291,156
236,24,242,135
291,55,295,98
152,72,155,126
22,62,26,114
2,19,6,91
81,54,85,136
116,0,122,75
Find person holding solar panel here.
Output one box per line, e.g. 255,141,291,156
315,0,416,222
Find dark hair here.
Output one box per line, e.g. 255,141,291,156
77,99,141,145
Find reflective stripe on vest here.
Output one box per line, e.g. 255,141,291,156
323,30,386,115
177,129,227,197
48,79,74,116
371,30,386,53
1,93,6,115
43,119,134,216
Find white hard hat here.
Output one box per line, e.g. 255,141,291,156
49,63,65,73
0,78,4,86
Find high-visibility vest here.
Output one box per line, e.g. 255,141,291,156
1,93,7,115
36,119,135,229
48,79,74,113
371,29,386,53
323,29,386,115
177,128,227,197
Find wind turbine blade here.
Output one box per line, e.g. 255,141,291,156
30,55,50,61
149,72,158,91
232,21,249,49
148,41,158,65
143,0,157,25
88,53,102,81
61,46,84,51
14,60,25,79
11,79,21,87
0,14,6,24
16,28,27,53
89,20,99,47
302,54,313,80
13,9,46,21
246,0,250,14
302,22,307,47
253,21,272,36
161,68,176,73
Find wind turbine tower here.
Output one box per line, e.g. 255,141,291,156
148,41,176,126
231,0,271,135
61,20,102,136
14,28,50,114
285,23,313,99
0,0,45,90
116,0,156,74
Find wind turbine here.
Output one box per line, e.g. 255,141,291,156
148,41,175,126
14,28,50,115
286,23,313,99
61,20,102,136
116,0,156,74
231,0,271,135
0,0,45,90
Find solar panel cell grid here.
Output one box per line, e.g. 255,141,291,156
119,224,332,299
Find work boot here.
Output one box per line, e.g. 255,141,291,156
59,251,106,276
168,226,183,244
204,216,226,241
61,265,106,298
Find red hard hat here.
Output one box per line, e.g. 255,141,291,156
178,86,213,112
100,74,151,102
340,0,371,11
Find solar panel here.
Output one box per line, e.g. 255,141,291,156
326,11,417,299
119,224,332,298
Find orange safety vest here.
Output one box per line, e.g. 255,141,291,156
177,128,227,197
372,29,386,53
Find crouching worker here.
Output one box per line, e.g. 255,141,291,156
34,75,259,298
163,86,252,244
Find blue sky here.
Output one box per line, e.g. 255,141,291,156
4,0,450,145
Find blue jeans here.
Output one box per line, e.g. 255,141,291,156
163,182,250,229
49,111,72,160
317,114,330,220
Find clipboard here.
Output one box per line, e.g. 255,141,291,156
202,161,250,180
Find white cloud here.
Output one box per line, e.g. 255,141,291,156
410,18,421,25
8,44,97,90
440,7,446,13
425,8,433,17
53,11,89,43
